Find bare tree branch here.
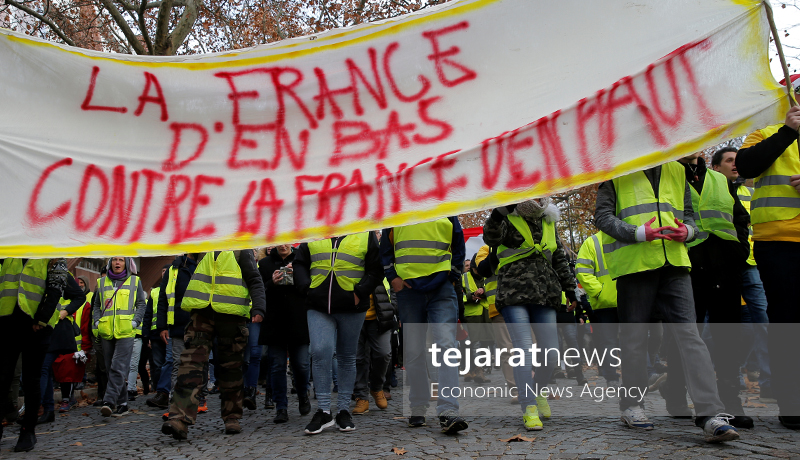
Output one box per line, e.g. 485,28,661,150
137,0,153,53
168,0,199,54
120,0,185,10
4,0,75,46
152,0,172,54
98,0,147,54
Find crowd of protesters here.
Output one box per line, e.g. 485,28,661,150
3,99,800,453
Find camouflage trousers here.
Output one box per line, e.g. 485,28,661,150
169,309,249,425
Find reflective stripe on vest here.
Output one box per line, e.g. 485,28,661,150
602,162,691,278
687,169,739,248
150,287,161,331
164,266,178,325
497,214,556,271
484,274,497,306
0,259,51,325
181,252,250,317
308,233,370,291
737,185,757,266
96,275,140,340
576,232,617,310
393,218,453,280
751,124,800,226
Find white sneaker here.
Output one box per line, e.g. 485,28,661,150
703,414,740,443
621,407,654,430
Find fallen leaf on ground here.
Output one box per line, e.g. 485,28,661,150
548,393,560,400
60,414,68,417
71,442,83,446
500,434,536,442
81,413,89,416
391,447,407,455
80,391,88,400
746,401,767,408
392,417,407,420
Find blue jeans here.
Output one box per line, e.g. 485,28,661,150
740,264,771,390
396,281,460,415
501,305,559,413
268,343,310,410
590,308,620,383
243,322,262,388
154,338,173,394
307,309,365,412
40,352,59,412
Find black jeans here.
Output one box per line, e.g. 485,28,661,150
754,240,800,415
0,308,52,429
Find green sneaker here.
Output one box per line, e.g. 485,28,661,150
535,395,551,419
523,405,543,431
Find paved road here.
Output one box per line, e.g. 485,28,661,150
2,368,798,459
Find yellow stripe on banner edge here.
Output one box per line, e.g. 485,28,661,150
3,98,783,259
1,0,500,71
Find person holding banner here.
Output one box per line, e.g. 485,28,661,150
91,257,147,418
484,198,576,431
595,163,741,442
293,232,382,434
0,258,76,452
710,147,773,402
735,85,800,430
162,250,265,439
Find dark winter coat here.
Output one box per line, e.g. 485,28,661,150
483,208,576,311
258,248,309,346
371,282,397,334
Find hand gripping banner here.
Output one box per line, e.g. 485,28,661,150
0,0,789,257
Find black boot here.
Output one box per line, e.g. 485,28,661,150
264,390,275,410
36,411,54,425
298,391,311,416
14,426,37,452
274,408,289,423
719,379,754,429
243,387,257,410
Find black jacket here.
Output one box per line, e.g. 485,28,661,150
155,255,195,338
679,158,751,272
258,247,309,346
48,273,86,354
370,282,397,334
294,233,383,314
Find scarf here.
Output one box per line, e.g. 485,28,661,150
107,258,128,280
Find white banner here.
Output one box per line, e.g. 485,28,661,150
0,0,788,257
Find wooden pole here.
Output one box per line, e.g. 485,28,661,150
765,0,798,107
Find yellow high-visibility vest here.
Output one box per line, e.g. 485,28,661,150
96,275,141,340
393,218,453,279
308,233,370,291
602,162,691,278
0,259,55,326
576,232,617,310
181,252,251,317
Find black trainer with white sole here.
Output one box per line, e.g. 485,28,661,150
304,409,334,435
336,410,355,432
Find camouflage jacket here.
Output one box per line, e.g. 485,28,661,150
483,212,576,311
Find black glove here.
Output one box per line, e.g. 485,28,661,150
46,258,69,295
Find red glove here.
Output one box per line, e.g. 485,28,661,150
642,217,674,241
669,218,689,243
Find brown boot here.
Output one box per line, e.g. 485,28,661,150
463,369,475,382
161,419,188,440
224,419,242,434
371,390,388,410
353,398,369,414
473,367,489,384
